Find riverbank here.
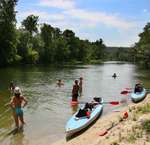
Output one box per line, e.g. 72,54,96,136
52,94,150,145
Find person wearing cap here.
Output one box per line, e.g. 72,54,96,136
10,87,28,129
79,77,83,96
72,80,80,101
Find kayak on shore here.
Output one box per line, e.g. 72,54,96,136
131,88,146,103
66,98,103,138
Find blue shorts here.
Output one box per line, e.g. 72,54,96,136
15,107,23,116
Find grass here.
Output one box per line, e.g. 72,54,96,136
142,120,150,134
126,125,143,143
136,104,150,114
111,142,120,145
126,133,137,143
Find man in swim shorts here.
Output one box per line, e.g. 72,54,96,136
10,87,28,129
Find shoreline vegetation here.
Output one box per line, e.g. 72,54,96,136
51,94,150,145
0,1,150,68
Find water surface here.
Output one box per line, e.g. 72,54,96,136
0,62,150,145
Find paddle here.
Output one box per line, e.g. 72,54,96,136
99,111,128,136
103,101,120,105
99,122,118,136
78,101,120,106
125,88,132,90
120,90,131,95
121,87,150,95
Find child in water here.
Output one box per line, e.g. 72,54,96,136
56,79,64,87
10,87,28,129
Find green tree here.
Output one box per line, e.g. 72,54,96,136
63,29,79,61
21,15,39,36
54,37,70,63
92,38,106,59
134,22,150,68
18,15,39,64
0,0,18,66
40,23,55,63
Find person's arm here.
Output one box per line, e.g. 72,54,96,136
72,85,75,95
9,97,15,108
22,96,28,108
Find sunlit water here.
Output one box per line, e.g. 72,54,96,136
0,62,150,145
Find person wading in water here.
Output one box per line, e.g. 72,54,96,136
79,77,83,96
9,81,15,94
72,80,80,101
10,87,28,130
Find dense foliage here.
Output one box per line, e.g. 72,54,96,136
0,0,149,68
129,23,150,68
0,0,18,66
0,0,106,66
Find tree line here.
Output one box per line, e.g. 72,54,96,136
0,0,106,67
0,0,150,68
129,23,150,68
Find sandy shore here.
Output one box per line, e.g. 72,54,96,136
52,94,150,145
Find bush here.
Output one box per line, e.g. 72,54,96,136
14,54,22,63
142,120,150,134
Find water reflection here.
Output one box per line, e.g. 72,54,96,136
71,105,78,114
10,132,27,145
0,63,150,145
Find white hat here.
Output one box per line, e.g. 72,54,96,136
14,87,22,95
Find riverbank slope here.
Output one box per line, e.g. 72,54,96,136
52,94,150,145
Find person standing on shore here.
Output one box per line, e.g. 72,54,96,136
79,77,83,96
10,87,28,130
72,80,80,101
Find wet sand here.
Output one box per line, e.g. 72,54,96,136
52,94,150,145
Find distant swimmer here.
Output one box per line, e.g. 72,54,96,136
56,79,64,87
9,87,28,130
112,73,117,78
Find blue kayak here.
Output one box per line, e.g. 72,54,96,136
65,99,103,138
131,88,146,102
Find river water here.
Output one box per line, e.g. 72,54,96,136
0,62,150,145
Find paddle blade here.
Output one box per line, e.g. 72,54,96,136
125,88,132,90
120,90,129,95
109,101,119,105
70,101,78,106
99,129,108,136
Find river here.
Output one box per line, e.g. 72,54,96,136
0,62,150,145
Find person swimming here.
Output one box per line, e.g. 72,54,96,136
56,79,64,87
112,73,117,78
10,87,28,130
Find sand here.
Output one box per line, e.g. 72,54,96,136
52,94,150,145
